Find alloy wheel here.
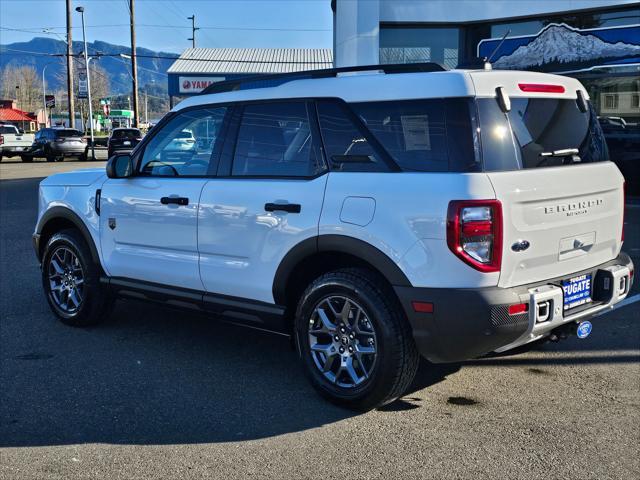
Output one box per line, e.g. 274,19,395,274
47,247,85,314
308,296,377,388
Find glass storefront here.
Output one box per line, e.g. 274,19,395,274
379,27,459,69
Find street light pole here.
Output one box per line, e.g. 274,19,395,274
76,6,95,160
42,63,55,128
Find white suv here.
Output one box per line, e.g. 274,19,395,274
33,64,634,410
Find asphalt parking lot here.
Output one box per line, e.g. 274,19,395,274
1,161,639,480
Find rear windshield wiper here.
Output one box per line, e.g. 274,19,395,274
537,148,580,167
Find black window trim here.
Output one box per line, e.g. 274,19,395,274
128,95,406,180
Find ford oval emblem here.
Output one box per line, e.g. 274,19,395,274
511,240,530,252
576,321,592,339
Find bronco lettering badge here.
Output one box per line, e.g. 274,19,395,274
544,198,603,217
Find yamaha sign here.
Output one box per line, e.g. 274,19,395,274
179,76,225,94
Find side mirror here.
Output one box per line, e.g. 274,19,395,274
106,154,133,178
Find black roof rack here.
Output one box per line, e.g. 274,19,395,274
199,62,447,96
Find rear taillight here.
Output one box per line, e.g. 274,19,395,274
518,83,565,93
0,135,4,145
447,200,503,273
622,181,626,243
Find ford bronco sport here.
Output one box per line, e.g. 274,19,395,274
33,63,634,410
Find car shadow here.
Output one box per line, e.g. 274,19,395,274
1,299,360,447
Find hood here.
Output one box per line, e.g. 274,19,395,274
40,168,106,187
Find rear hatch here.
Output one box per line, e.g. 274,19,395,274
55,129,85,147
473,75,624,288
109,129,142,150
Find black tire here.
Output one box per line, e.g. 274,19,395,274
44,146,55,162
79,153,87,162
42,229,113,327
295,268,419,411
21,155,33,162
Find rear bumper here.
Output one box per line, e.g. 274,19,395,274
50,144,86,155
0,146,30,155
395,252,634,363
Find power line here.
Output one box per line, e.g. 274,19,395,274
2,24,331,32
1,49,331,65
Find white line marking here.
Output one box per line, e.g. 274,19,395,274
594,293,640,317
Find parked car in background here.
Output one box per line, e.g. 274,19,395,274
107,128,143,158
598,116,640,195
32,128,87,162
165,129,196,151
0,124,35,162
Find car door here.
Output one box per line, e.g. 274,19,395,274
99,106,229,290
198,100,328,304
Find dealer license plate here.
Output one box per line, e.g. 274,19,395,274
562,274,592,310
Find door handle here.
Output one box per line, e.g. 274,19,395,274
264,202,301,213
160,196,189,206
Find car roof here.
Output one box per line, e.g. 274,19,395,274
112,127,140,131
174,69,588,112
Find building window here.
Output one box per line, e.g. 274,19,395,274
603,94,619,110
631,94,640,109
380,26,459,69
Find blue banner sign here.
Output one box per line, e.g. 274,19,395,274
478,23,640,73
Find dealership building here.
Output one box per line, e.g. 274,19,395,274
332,0,639,123
166,48,333,106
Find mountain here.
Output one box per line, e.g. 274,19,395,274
0,37,177,94
494,24,640,70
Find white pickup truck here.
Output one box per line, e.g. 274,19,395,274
0,124,35,162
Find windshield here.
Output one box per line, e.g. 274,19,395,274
477,97,608,171
112,129,141,139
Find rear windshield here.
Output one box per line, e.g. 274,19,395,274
0,126,18,134
112,129,140,139
55,129,83,138
351,98,480,172
477,97,609,171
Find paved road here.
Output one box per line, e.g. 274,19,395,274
1,167,639,480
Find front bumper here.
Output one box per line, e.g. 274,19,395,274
395,253,634,363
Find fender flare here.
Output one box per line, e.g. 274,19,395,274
35,206,101,265
272,234,412,305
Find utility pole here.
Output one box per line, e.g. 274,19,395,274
66,0,75,128
129,0,139,128
187,15,199,48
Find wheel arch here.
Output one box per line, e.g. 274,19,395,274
273,235,412,309
36,207,101,266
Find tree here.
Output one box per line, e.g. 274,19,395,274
0,65,42,112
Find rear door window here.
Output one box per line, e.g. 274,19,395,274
232,101,324,177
